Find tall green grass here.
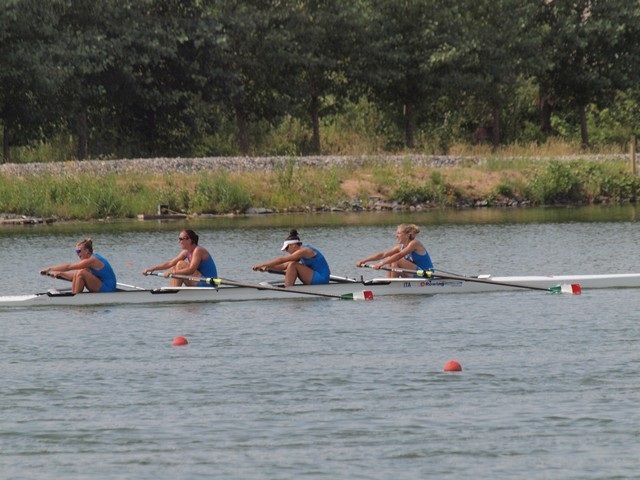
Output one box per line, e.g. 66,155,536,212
1,158,638,219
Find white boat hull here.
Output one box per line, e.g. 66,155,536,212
1,273,640,307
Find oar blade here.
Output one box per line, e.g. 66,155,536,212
339,290,374,301
548,283,582,295
563,283,582,295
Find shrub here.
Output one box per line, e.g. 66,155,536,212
527,161,583,204
191,173,252,213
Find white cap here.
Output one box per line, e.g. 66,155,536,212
281,239,300,251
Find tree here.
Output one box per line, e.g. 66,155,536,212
54,0,219,159
274,0,366,153
358,0,464,149
452,0,543,147
538,0,640,148
198,0,288,155
0,0,64,162
110,0,215,157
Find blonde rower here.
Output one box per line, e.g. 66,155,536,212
356,224,433,277
40,238,117,293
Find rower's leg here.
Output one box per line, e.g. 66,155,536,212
72,269,103,293
168,261,190,286
284,262,314,286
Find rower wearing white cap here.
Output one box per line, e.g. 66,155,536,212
252,229,331,287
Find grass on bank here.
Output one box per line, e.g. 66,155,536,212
1,157,638,220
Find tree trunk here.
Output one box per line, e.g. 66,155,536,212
579,103,589,149
310,94,321,153
404,102,414,148
235,107,249,155
538,85,553,134
76,111,88,160
2,123,9,163
491,105,500,149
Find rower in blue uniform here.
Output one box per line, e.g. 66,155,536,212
356,223,433,278
40,238,117,293
252,229,331,287
142,229,218,287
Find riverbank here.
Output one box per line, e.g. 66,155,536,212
0,154,637,223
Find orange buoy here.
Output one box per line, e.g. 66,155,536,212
172,336,189,346
443,360,462,372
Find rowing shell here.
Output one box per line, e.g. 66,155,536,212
1,272,640,307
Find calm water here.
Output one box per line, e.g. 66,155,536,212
1,207,640,479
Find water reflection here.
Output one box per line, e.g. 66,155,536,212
1,205,639,238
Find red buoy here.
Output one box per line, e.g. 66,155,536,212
443,360,462,372
172,336,188,346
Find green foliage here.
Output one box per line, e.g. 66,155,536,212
527,161,583,204
570,160,640,202
320,98,389,154
191,173,252,213
482,157,535,172
430,171,443,186
421,110,467,155
275,159,296,196
392,181,435,204
266,161,348,210
367,163,398,190
390,169,462,206
259,117,306,156
1,0,640,161
539,0,640,147
297,167,344,206
525,160,639,205
495,183,514,198
86,189,124,219
587,105,634,148
2,158,639,219
10,135,74,164
0,173,140,219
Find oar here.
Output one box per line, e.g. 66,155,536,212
40,271,146,291
113,282,146,291
41,270,66,280
144,272,374,300
360,264,581,295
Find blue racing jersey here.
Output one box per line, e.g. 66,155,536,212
90,253,117,292
405,249,434,275
300,245,331,284
188,248,218,287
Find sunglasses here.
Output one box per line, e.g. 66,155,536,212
75,249,82,254
178,236,189,241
